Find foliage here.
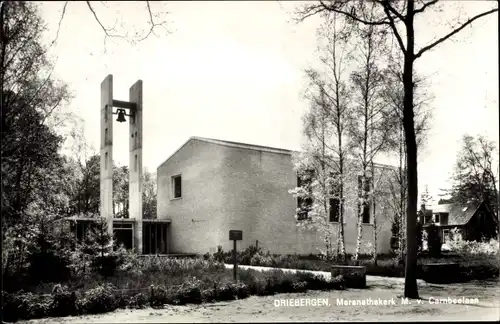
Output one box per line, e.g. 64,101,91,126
416,221,423,254
2,256,346,321
1,1,74,226
79,283,119,314
77,217,133,277
446,228,499,255
294,0,497,298
113,164,129,218
250,252,274,267
0,1,80,291
425,225,441,258
449,134,498,217
420,185,432,207
390,213,401,253
142,168,158,219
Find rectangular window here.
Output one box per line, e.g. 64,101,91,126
104,105,108,122
440,213,448,225
297,169,314,221
172,175,182,199
329,198,340,222
439,214,448,225
105,128,108,144
105,152,108,170
358,175,371,224
361,203,370,224
434,214,440,223
134,154,138,172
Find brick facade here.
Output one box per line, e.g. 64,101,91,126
157,137,395,255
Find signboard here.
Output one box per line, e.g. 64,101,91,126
229,230,242,281
229,230,242,241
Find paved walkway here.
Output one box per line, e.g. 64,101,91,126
223,263,426,285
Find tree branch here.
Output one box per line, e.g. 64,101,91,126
379,1,407,54
86,1,127,39
51,1,68,46
135,1,170,42
414,0,439,15
414,8,498,60
317,0,391,26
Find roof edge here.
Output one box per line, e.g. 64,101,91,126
157,136,398,171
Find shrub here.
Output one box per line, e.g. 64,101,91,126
28,250,72,284
79,283,118,314
416,222,423,253
51,284,77,317
149,285,171,306
127,292,149,308
171,277,204,305
446,228,499,255
215,282,237,301
239,270,269,296
214,245,226,263
426,225,441,257
201,285,217,302
2,290,54,322
250,252,273,267
291,280,308,292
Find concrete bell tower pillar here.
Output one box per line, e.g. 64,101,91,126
129,81,143,253
100,75,144,253
100,75,114,235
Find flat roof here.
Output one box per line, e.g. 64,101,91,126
157,136,397,171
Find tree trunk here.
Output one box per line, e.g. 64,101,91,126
371,161,377,265
403,0,419,299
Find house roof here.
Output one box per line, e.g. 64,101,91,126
157,136,397,171
431,200,484,226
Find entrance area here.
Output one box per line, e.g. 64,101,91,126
142,220,169,254
66,217,171,254
114,222,134,250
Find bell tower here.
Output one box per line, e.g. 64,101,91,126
100,74,143,253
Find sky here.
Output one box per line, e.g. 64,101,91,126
37,1,498,205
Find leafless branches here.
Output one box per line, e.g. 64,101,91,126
414,7,498,60
414,0,439,15
50,1,170,48
135,1,170,42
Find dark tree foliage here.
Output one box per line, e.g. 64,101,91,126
1,2,72,226
426,224,441,258
450,135,498,217
390,214,401,252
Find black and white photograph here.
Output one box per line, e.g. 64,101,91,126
1,0,499,322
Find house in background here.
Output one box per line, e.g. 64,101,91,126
156,136,397,256
418,199,498,243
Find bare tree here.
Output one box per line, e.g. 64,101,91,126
302,12,354,261
345,4,393,261
50,1,170,47
294,0,498,298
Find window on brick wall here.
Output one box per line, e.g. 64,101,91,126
329,171,342,222
329,198,341,222
358,175,371,224
297,169,314,220
172,175,182,199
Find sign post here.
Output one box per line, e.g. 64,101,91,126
229,230,242,281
